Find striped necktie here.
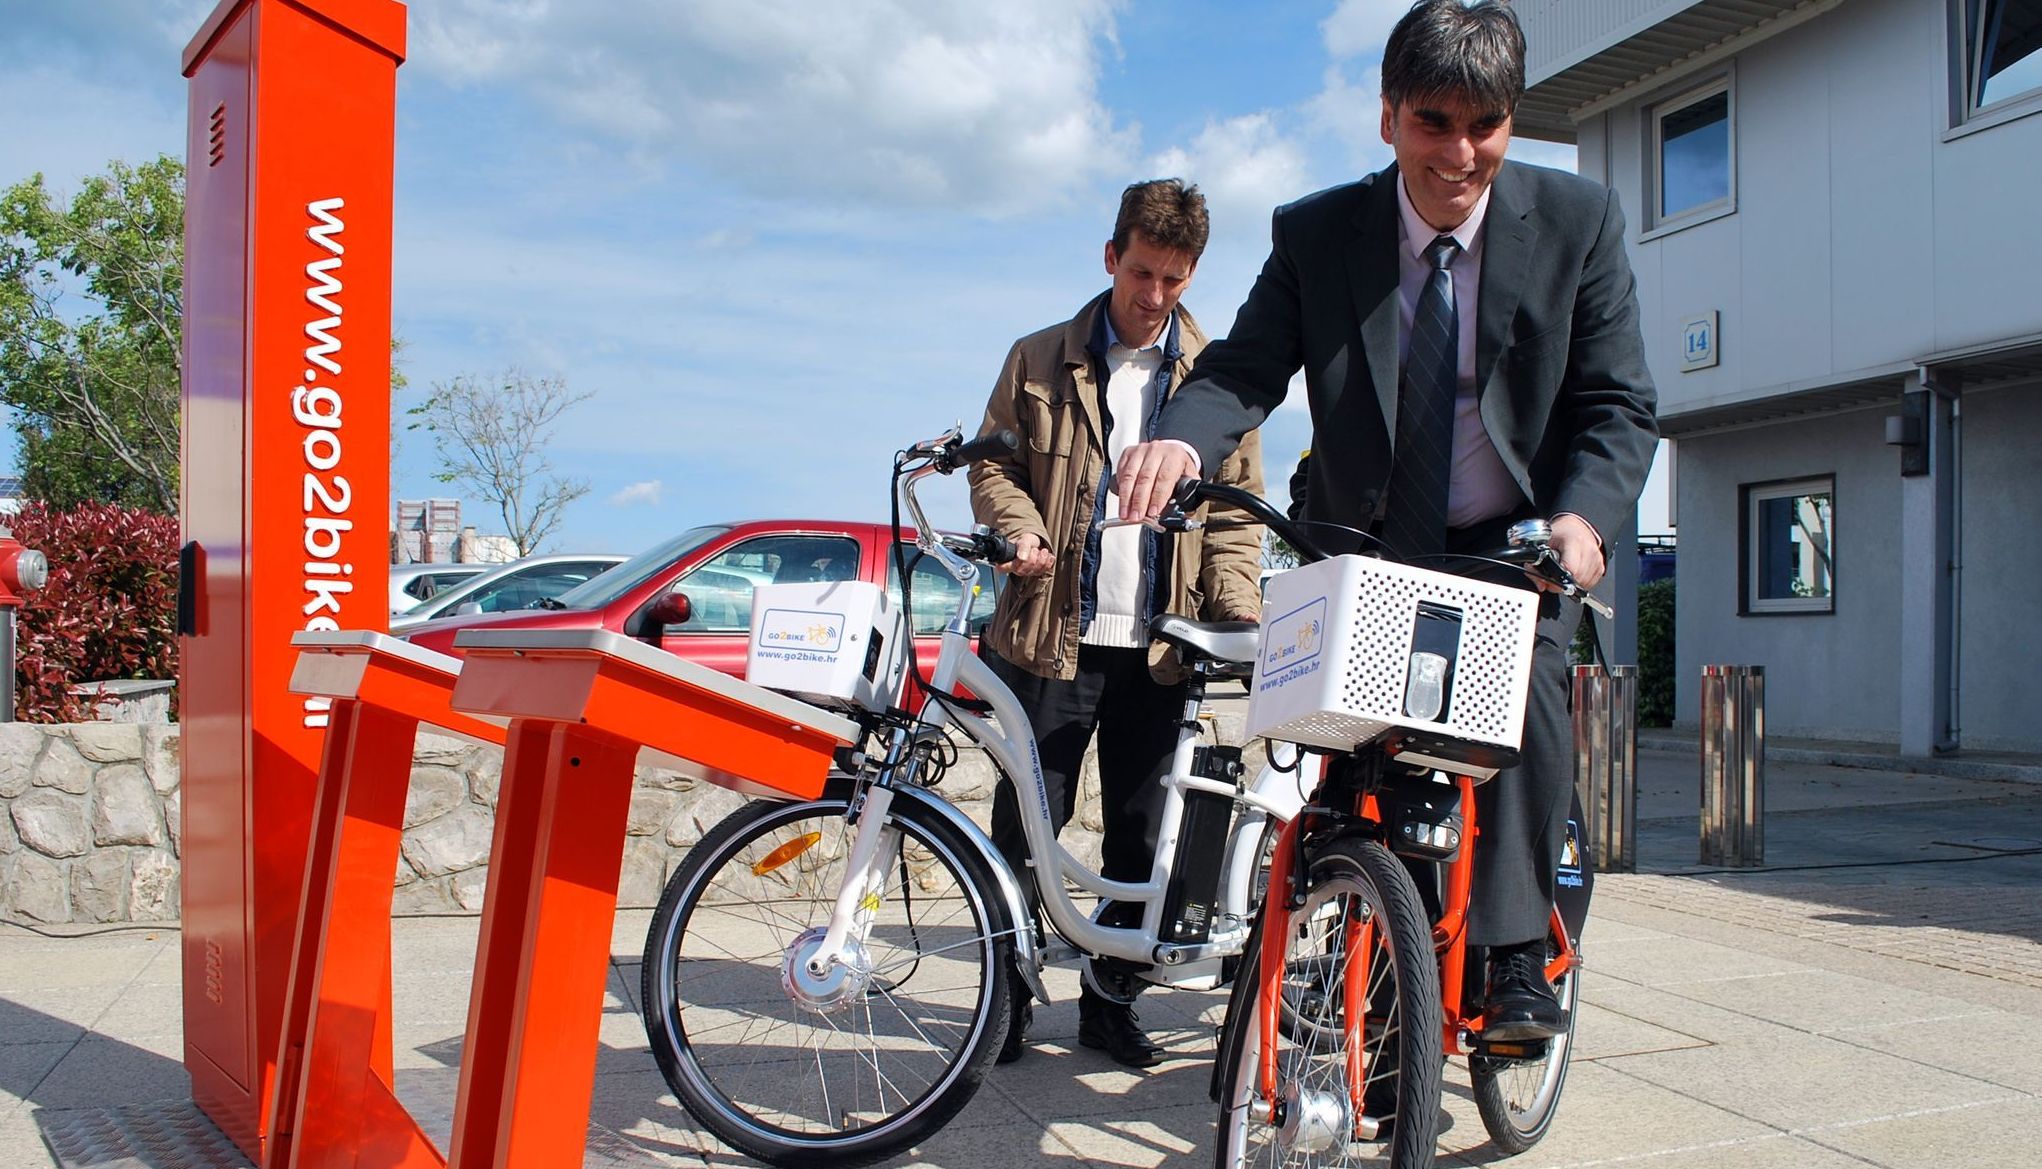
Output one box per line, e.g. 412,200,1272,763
1384,234,1461,559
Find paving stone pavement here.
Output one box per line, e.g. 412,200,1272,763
3,743,2039,1168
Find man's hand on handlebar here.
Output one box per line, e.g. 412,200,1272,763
1001,532,1057,578
1113,441,1200,524
1545,514,1606,592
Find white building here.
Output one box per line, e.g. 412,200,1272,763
1518,0,2042,754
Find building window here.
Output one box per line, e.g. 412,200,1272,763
1651,79,1733,228
1742,478,1834,615
1962,0,2042,116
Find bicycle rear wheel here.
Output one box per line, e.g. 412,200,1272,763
641,783,1015,1167
1471,939,1579,1154
1214,835,1442,1168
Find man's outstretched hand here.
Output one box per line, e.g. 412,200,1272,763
1112,441,1200,523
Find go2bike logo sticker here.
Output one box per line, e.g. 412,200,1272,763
1256,596,1327,693
755,607,847,663
1557,818,1585,889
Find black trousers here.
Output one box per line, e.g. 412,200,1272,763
982,642,1186,927
1445,518,1580,948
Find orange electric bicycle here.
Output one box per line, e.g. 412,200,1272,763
1160,479,1598,1169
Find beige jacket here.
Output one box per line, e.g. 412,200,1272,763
969,295,1265,683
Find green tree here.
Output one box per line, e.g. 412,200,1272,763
0,156,184,511
408,368,592,555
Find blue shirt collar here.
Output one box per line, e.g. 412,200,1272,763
1088,297,1181,362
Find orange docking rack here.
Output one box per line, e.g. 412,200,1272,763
276,628,855,1169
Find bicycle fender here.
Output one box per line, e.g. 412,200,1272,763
889,783,1052,1005
1208,900,1266,1105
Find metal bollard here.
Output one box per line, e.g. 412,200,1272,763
1699,665,1765,866
1572,664,1638,872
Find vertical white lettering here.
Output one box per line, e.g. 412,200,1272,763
299,198,355,724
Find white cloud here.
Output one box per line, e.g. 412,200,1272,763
608,480,664,507
1306,62,1392,177
1321,0,1411,59
1149,114,1310,230
406,0,1134,216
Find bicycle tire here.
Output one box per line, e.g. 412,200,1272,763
1470,940,1579,1154
640,781,1015,1167
1214,835,1443,1169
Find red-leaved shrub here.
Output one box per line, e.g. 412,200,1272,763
7,501,179,722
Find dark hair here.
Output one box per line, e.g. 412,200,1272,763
1111,178,1210,258
1380,0,1526,118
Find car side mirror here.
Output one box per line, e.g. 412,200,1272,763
646,591,691,627
455,601,482,616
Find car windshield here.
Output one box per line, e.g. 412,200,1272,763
554,525,732,609
410,558,617,619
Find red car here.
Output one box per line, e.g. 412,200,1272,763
399,520,1002,680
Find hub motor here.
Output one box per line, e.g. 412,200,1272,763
782,926,872,1013
1277,1081,1350,1155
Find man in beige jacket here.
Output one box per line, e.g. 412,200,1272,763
969,179,1265,1068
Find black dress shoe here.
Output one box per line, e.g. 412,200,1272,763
1482,945,1565,1041
1077,991,1164,1068
997,994,1032,1064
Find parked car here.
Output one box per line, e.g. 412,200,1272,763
389,562,489,615
389,553,627,631
399,520,1001,681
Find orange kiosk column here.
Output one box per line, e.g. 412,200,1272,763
179,1,405,1159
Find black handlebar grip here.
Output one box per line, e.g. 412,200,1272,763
945,429,1019,468
981,531,1018,565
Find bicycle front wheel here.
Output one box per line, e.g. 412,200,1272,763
641,784,1015,1167
1215,836,1443,1168
1471,940,1580,1154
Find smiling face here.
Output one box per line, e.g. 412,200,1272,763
1381,92,1512,232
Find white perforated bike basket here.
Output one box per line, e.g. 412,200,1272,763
1247,555,1540,773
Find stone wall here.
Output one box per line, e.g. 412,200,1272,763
0,702,1255,925
0,724,181,924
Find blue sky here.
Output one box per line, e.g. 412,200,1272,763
3,0,1672,553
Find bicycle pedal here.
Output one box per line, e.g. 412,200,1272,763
1470,1035,1551,1062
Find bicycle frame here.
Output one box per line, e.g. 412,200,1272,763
800,446,1304,996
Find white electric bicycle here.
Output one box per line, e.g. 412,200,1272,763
637,426,1307,1167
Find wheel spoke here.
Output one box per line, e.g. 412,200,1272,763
1214,839,1442,1168
641,795,1010,1162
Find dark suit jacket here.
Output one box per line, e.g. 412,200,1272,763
1161,161,1659,545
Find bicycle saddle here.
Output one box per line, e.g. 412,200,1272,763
1149,615,1260,668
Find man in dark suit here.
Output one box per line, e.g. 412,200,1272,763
1115,0,1657,1038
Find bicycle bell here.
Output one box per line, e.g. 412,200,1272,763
1506,517,1553,548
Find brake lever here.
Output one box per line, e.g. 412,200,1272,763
1521,548,1614,619
1098,514,1202,533
1575,589,1614,620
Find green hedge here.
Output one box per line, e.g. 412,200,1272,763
1636,577,1675,727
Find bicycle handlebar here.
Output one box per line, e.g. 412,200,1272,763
941,528,1017,566
1166,477,1612,617
937,429,1018,472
